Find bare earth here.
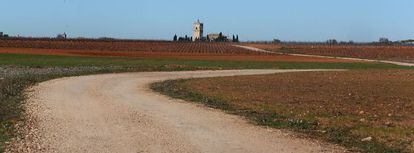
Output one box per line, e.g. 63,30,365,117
234,45,414,67
10,70,347,153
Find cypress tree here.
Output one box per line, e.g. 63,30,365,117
219,32,223,42
173,34,178,41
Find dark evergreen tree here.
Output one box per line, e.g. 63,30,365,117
236,35,239,42
327,39,338,44
218,32,224,42
273,39,281,43
173,34,178,41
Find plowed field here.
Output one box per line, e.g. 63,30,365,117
159,70,414,152
0,38,361,63
0,38,262,55
243,43,414,62
0,48,358,63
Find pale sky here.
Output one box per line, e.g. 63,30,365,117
1,0,414,42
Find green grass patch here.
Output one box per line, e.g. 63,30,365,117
0,53,410,70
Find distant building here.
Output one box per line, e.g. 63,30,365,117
0,32,9,38
174,20,238,42
207,33,228,42
207,33,220,40
56,33,67,39
193,20,204,41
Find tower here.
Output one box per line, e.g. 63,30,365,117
193,19,203,41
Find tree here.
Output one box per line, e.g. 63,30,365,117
173,34,178,41
232,35,236,42
327,39,338,44
236,35,239,42
217,32,224,42
206,35,210,41
379,37,391,44
401,39,414,44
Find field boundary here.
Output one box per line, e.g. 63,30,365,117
233,45,276,54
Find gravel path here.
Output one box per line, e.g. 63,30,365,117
9,70,347,153
233,45,275,54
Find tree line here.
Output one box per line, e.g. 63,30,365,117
173,32,240,42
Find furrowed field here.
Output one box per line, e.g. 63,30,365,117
244,43,414,63
0,38,373,63
0,38,413,152
153,70,414,153
0,38,263,55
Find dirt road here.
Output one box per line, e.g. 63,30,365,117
13,70,346,153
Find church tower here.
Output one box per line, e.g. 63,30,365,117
193,19,203,41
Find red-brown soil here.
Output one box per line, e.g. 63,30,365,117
0,38,364,62
0,48,360,63
244,43,414,62
287,45,414,62
168,70,414,152
0,38,263,55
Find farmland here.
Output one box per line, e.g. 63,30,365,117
0,38,413,152
243,43,414,63
1,52,406,152
0,38,365,63
0,48,358,63
0,38,263,55
153,70,414,153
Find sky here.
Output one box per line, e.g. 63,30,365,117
1,0,414,42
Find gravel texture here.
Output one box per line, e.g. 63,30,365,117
7,70,347,153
